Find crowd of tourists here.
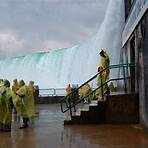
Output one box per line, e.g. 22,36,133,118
0,79,36,132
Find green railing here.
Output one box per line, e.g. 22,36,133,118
60,63,134,116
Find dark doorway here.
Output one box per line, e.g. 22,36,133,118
130,36,135,92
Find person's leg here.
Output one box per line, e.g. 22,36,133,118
104,83,110,96
19,117,29,129
1,123,4,131
8,124,11,132
23,117,29,127
25,118,29,127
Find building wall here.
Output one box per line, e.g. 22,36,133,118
124,0,135,21
142,12,148,125
121,11,148,127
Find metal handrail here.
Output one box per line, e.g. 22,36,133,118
60,63,133,103
39,88,65,96
61,76,130,113
60,63,134,115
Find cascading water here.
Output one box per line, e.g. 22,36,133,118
0,0,124,89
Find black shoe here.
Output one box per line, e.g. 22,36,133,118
19,124,28,129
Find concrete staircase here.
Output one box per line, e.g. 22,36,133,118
64,92,139,125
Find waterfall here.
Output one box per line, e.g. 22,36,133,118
0,0,124,89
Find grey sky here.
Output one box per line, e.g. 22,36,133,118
0,0,109,57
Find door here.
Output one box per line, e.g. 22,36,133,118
130,35,135,92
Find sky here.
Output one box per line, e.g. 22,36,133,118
0,0,109,57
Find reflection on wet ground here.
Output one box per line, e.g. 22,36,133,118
0,104,148,148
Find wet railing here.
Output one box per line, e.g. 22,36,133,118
39,88,66,97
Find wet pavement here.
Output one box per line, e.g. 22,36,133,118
0,104,148,148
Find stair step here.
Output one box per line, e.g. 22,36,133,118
64,93,139,125
90,100,98,104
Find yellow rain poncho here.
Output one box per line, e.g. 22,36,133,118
79,84,93,102
0,90,5,125
3,87,12,126
12,79,19,93
28,81,35,93
13,80,35,118
65,84,72,95
0,80,12,126
99,50,110,80
65,84,73,104
27,81,35,115
96,67,108,101
0,79,3,87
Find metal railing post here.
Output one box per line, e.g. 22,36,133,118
68,97,73,119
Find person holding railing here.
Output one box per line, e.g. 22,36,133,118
96,66,107,100
96,49,110,100
65,84,77,112
99,49,110,80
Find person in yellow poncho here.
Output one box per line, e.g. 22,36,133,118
28,81,35,92
14,80,35,129
65,84,72,95
11,79,19,121
0,79,4,131
65,84,73,100
65,84,78,112
12,79,19,94
0,80,13,132
99,49,110,80
65,84,72,104
96,66,110,101
27,81,35,122
79,83,93,103
0,79,3,87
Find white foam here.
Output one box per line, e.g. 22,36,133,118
0,0,124,88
